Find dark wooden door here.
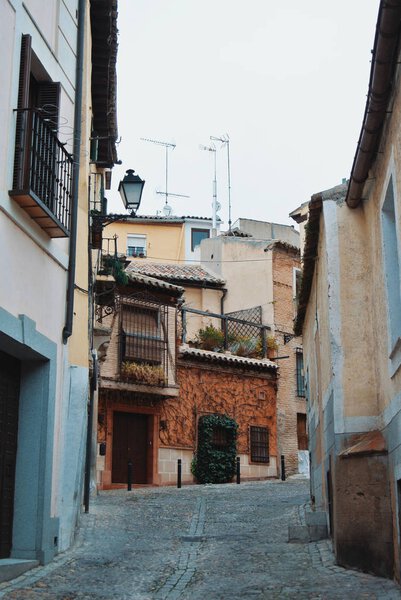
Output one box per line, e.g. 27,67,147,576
0,352,21,558
112,412,148,484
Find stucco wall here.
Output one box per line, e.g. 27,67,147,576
182,287,222,342
0,0,90,564
103,221,185,262
202,237,274,326
232,219,300,247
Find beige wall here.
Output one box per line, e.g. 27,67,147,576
182,287,223,342
103,221,185,262
68,5,92,368
202,237,274,325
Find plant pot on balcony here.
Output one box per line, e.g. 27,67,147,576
120,362,166,386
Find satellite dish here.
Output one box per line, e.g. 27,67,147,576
163,203,173,216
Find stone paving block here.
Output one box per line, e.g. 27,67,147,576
0,480,400,599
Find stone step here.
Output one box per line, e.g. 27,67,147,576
288,511,328,543
0,559,39,583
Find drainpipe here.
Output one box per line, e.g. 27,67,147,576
62,0,86,343
220,287,227,315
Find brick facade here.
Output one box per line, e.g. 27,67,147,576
271,243,306,475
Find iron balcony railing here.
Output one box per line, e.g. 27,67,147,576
11,108,73,235
181,306,273,359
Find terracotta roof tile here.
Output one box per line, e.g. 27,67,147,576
178,345,278,370
126,271,184,295
126,262,225,285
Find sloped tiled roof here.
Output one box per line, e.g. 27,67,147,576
104,214,214,223
126,262,225,286
265,240,300,255
126,271,185,295
178,345,278,371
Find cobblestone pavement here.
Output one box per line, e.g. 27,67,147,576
1,478,400,599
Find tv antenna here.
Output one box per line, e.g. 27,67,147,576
210,134,232,232
200,143,220,236
141,137,189,214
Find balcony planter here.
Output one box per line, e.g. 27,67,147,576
120,362,166,386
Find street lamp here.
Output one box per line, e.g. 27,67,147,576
118,169,145,214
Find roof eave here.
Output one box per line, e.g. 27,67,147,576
346,0,401,209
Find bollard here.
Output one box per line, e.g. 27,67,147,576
177,459,182,489
236,456,241,484
127,460,133,491
281,455,286,481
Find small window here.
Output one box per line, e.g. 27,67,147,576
250,426,269,463
211,426,229,450
296,348,305,397
191,228,210,251
127,234,147,257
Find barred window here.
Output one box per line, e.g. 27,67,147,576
296,349,305,397
250,426,269,463
121,304,164,365
212,426,229,450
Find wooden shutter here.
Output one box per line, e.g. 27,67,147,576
13,34,32,190
36,82,61,128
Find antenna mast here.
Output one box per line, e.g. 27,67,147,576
211,134,232,232
200,143,219,236
141,137,189,212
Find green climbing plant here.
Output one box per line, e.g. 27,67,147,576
192,414,238,484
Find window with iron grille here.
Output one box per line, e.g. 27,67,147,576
121,303,165,366
250,426,269,463
296,349,305,397
212,426,230,450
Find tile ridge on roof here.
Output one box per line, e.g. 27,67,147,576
126,271,184,293
126,261,225,283
178,344,278,369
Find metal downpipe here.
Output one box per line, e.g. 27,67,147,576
62,0,86,343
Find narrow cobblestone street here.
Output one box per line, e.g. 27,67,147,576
1,479,400,600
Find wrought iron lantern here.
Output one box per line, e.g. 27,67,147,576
118,169,145,214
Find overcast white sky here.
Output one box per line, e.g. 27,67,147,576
107,1,379,229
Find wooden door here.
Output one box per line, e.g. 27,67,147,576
112,412,149,484
0,352,21,558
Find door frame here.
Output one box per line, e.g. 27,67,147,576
104,403,159,487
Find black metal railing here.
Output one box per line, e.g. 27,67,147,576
181,306,273,359
12,108,73,232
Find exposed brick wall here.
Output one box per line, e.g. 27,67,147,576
272,245,305,475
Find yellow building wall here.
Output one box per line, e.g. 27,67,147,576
68,6,92,369
103,221,185,262
182,287,222,341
